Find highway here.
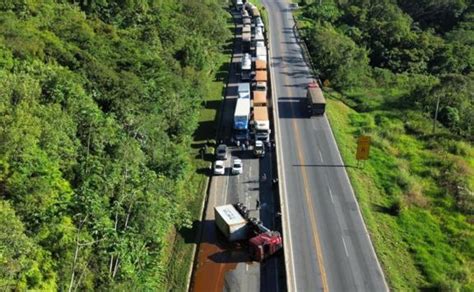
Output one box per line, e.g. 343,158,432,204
261,0,389,291
190,6,283,291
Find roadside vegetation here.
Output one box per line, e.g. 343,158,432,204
296,0,473,290
0,0,230,290
166,8,234,291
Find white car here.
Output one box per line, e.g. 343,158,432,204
214,160,225,175
232,159,243,175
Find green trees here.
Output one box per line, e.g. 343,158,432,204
301,0,473,137
299,0,473,290
306,24,370,88
0,0,230,290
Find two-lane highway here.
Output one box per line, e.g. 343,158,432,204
262,0,388,291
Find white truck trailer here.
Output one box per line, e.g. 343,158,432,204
215,204,249,241
241,53,252,81
238,83,251,99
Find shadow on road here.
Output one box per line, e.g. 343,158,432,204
208,249,252,263
292,164,355,168
277,98,308,119
284,82,308,88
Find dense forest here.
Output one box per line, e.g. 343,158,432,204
0,0,229,290
298,0,473,290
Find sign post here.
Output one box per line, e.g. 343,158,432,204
356,135,371,167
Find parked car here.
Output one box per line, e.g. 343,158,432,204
216,144,228,160
232,159,243,175
214,160,225,175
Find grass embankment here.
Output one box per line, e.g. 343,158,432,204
163,6,234,291
325,89,473,290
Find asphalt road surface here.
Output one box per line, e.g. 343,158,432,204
261,0,389,291
190,7,282,292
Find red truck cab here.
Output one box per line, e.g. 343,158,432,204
248,231,283,262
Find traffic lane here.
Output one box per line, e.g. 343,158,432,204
267,24,323,291
192,7,259,291
316,117,387,291
277,94,326,291
273,55,325,292
227,148,259,209
292,111,359,291
276,43,376,291
296,112,387,291
258,145,282,292
279,32,387,291
269,7,359,291
192,163,234,292
265,1,387,291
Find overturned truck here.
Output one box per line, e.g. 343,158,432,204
214,203,282,262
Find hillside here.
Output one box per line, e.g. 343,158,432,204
0,0,230,290
297,0,473,290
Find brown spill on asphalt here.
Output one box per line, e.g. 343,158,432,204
191,225,252,292
191,243,237,292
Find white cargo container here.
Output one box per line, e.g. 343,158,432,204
214,204,248,241
238,83,251,99
241,53,252,80
256,45,267,61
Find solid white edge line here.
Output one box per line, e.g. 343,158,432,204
265,5,298,292
323,116,389,291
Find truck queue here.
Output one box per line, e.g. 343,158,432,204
232,1,271,152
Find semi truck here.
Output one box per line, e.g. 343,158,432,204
253,106,270,143
255,45,267,61
214,203,282,262
242,25,251,52
235,0,243,10
307,81,326,115
233,98,251,144
252,90,267,107
238,82,250,99
255,59,266,71
242,7,249,18
243,17,251,26
251,6,260,18
253,69,267,93
254,27,264,43
241,53,252,81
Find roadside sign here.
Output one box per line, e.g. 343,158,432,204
356,136,371,160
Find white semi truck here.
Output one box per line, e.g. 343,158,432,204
238,83,251,99
253,106,270,143
233,98,251,144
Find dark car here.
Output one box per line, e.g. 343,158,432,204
216,144,228,160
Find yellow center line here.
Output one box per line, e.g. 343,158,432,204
277,35,329,291
291,118,329,292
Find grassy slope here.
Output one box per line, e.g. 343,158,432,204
163,5,234,291
325,91,474,290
